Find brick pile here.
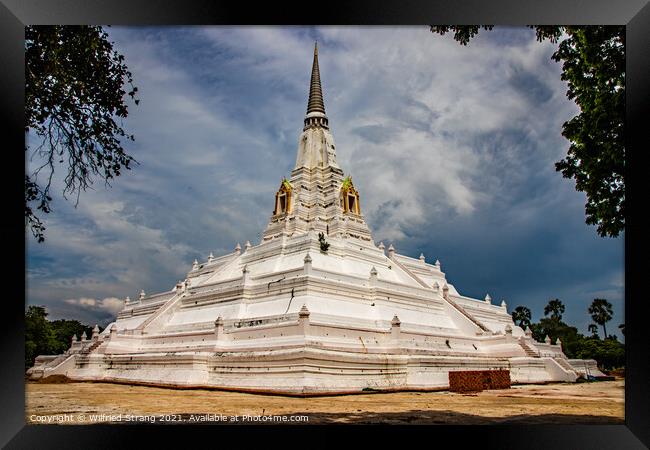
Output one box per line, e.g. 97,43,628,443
448,369,511,392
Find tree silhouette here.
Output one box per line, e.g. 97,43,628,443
618,323,625,336
511,306,532,328
544,298,565,321
25,26,139,242
25,305,96,369
589,298,614,338
430,26,625,238
587,323,599,337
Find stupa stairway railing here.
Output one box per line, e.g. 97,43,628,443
387,255,491,333
518,338,541,357
27,353,76,379
534,341,565,358
553,356,576,373
138,290,176,305
34,352,72,371
79,338,104,355
126,298,172,316
30,355,58,370
134,290,186,333
453,294,512,314
133,250,246,333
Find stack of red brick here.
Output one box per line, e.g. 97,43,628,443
448,369,511,392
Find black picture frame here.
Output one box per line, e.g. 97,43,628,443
2,0,647,447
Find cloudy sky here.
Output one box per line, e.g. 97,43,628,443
26,26,624,339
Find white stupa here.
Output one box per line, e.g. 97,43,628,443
29,43,603,394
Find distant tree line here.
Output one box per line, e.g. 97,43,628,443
25,305,103,370
511,298,624,371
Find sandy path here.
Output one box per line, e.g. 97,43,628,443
25,379,624,425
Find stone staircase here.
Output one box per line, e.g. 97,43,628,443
47,353,70,367
553,356,575,372
518,339,540,358
27,353,74,380
389,255,491,333
80,339,103,355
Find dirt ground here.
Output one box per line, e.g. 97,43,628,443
25,379,624,425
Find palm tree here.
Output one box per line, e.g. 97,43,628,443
511,306,532,328
588,298,613,338
544,298,565,321
587,323,599,337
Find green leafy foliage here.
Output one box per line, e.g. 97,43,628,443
318,232,330,252
530,317,578,352
573,336,625,371
511,305,532,328
24,305,99,369
341,176,352,191
589,298,614,338
429,26,625,238
544,27,625,238
429,26,494,45
25,306,57,370
25,25,139,242
544,298,565,321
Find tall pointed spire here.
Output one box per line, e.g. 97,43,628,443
304,42,329,130
263,41,373,244
307,42,325,115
